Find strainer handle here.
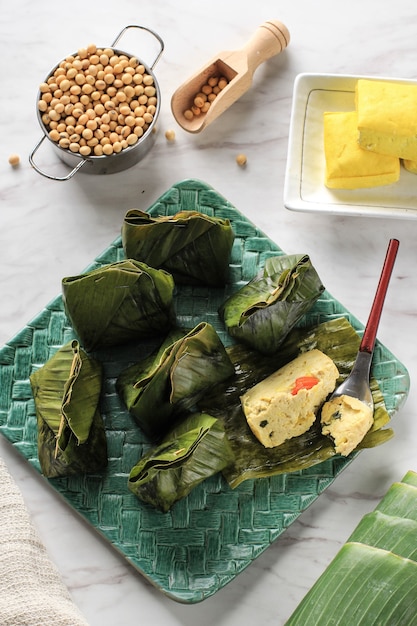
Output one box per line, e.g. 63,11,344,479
111,24,164,69
29,135,87,181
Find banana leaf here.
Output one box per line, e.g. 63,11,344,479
219,254,325,354
121,209,235,286
348,473,417,560
375,481,417,522
116,322,235,440
198,317,392,488
128,412,234,512
403,470,417,487
284,543,417,625
286,473,417,625
29,340,107,478
348,511,417,561
62,259,175,352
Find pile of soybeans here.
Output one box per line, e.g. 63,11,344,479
37,44,158,157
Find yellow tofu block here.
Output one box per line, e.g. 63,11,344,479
241,349,339,448
403,159,417,174
323,110,400,189
356,79,417,160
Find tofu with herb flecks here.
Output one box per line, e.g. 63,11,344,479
241,349,339,448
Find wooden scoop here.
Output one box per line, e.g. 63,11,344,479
171,20,290,133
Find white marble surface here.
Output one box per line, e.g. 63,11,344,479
1,1,416,624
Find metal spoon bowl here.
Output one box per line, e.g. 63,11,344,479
326,238,399,411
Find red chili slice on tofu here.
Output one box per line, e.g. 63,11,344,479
291,376,319,395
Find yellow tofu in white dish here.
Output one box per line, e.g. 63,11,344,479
403,158,417,174
356,78,417,161
323,110,400,189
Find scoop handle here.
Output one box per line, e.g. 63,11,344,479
360,238,399,354
242,20,290,73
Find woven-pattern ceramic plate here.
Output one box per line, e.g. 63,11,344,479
0,179,410,603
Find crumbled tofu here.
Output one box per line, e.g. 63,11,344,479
321,394,374,456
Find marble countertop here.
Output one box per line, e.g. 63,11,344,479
1,1,416,624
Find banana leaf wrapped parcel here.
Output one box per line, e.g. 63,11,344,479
198,317,393,488
128,412,234,512
29,340,107,478
121,209,235,286
62,259,175,352
116,322,235,440
219,254,325,354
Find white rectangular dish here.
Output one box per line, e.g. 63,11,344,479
284,73,417,219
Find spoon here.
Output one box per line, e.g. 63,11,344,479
170,20,290,133
325,238,399,412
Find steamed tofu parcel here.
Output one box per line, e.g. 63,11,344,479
323,110,400,189
241,349,339,448
356,79,417,161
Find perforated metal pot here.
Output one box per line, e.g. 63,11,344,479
29,25,164,181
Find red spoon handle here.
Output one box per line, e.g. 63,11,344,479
360,238,399,354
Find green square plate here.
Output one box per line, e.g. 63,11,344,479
0,179,410,603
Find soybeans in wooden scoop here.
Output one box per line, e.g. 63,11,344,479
171,20,290,133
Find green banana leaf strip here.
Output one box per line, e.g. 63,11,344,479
30,340,107,478
375,482,417,522
218,254,325,354
348,473,417,561
117,322,235,440
116,327,186,417
121,209,235,286
402,470,417,487
348,510,417,561
284,543,417,625
128,412,234,512
60,340,101,447
62,259,175,352
168,323,236,403
117,329,187,439
198,317,392,488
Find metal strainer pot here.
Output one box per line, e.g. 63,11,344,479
29,25,164,181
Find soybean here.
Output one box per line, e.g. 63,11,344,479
183,75,229,121
165,129,176,142
8,154,20,167
38,45,157,156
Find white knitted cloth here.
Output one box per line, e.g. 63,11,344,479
0,457,90,626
